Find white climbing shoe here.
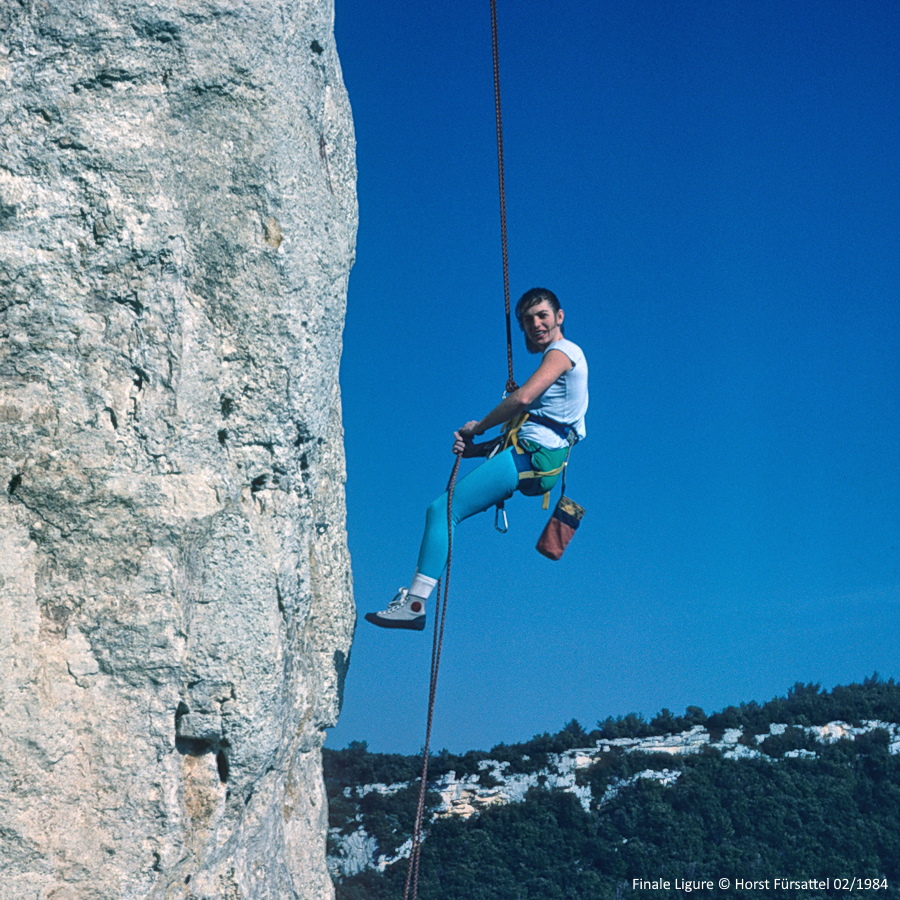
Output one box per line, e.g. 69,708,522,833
365,588,426,631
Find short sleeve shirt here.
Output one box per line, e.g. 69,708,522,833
517,338,588,450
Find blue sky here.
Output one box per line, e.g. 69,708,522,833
327,0,900,754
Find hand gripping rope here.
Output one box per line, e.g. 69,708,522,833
402,3,512,898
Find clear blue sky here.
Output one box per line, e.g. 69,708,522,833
327,0,900,754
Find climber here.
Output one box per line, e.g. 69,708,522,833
365,287,589,631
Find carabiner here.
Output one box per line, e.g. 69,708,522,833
494,503,509,533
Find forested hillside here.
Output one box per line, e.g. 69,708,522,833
325,678,900,899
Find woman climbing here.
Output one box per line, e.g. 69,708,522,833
365,287,589,630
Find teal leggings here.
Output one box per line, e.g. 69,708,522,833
416,449,524,579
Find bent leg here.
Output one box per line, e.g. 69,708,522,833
416,449,519,579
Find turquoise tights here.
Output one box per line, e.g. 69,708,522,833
416,448,523,580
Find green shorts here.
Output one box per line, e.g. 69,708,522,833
516,439,570,496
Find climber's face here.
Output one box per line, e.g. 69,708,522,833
520,300,564,352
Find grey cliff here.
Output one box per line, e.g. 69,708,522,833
0,1,357,898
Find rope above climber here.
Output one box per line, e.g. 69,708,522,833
364,287,589,631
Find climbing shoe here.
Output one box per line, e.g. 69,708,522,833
364,588,426,631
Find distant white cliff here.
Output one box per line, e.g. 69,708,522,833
328,719,900,879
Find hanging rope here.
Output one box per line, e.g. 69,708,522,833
402,5,513,897
403,455,461,900
490,0,517,394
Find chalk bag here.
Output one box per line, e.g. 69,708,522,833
536,495,585,560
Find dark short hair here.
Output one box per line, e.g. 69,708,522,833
515,288,564,353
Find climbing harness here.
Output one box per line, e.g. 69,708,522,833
500,412,575,509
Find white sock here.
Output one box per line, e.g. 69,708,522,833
409,572,438,602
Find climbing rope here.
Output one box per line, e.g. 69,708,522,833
403,4,513,897
490,0,517,394
403,456,461,900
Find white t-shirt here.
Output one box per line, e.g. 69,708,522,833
517,337,588,449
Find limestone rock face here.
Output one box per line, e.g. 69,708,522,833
0,2,356,897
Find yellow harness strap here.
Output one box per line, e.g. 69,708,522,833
501,413,569,509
